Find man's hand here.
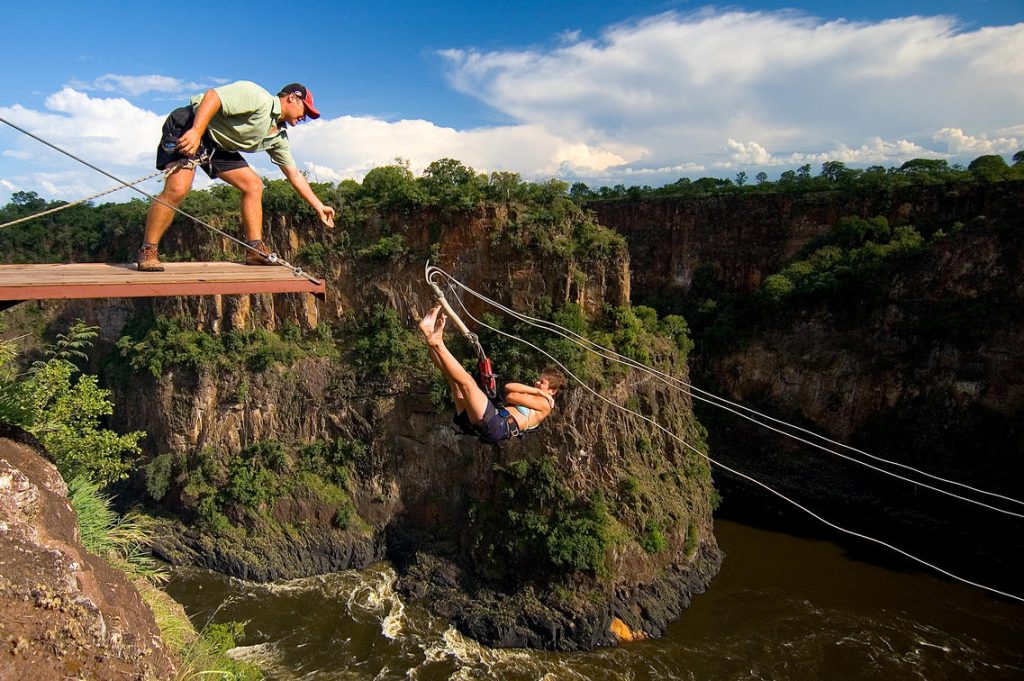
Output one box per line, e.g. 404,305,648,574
318,205,336,229
176,128,203,156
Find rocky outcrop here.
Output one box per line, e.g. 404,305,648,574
0,425,176,680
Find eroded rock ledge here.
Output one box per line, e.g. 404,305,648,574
0,425,175,680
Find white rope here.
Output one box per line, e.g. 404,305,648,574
429,267,1024,518
0,116,320,285
0,169,165,231
426,265,1024,604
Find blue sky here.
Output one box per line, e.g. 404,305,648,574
1,0,1021,203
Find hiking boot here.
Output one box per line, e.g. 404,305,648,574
244,239,275,266
136,244,164,272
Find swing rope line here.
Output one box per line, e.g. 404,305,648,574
429,267,1024,518
0,168,167,231
427,265,1023,603
0,115,322,285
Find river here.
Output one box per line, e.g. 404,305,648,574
165,518,1024,680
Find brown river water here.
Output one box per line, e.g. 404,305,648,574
165,518,1024,680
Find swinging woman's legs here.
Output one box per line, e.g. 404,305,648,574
418,305,489,423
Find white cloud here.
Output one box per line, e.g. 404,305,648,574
289,116,640,182
70,74,218,96
933,127,1019,155
440,9,1024,177
1,88,162,170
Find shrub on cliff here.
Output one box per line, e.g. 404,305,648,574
471,458,614,579
115,312,315,378
1,322,144,485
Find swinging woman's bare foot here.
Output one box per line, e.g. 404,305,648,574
418,304,447,346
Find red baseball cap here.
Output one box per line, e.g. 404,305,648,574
278,83,320,119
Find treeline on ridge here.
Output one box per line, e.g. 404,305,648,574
2,152,1022,265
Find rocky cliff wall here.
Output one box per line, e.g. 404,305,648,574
592,180,1024,301
32,203,716,650
0,425,176,680
594,181,1024,584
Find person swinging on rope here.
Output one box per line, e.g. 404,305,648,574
418,304,565,444
137,80,335,271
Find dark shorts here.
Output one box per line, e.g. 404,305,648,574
454,400,517,444
156,106,248,179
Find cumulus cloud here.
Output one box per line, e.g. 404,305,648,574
441,9,1024,174
933,127,1019,155
0,88,164,201
289,116,640,182
720,136,938,168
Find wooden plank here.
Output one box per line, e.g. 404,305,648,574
0,262,325,301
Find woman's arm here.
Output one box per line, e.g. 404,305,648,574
504,382,543,396
505,389,553,414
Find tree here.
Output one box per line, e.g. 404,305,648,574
755,172,769,185
820,161,853,184
0,322,144,485
569,182,593,201
735,171,747,186
1013,150,1024,167
897,159,950,175
361,158,424,208
967,155,1009,182
419,158,486,210
487,171,527,202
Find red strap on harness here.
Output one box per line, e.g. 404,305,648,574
476,357,498,400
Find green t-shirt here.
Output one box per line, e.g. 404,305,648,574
189,80,296,168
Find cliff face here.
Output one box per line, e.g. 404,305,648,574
0,426,176,680
593,181,1024,579
592,180,1024,301
43,204,717,650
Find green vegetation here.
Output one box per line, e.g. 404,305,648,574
149,436,365,534
570,155,1024,201
471,458,614,578
685,213,950,355
476,301,694,387
760,217,926,305
68,474,165,583
115,312,315,377
639,518,668,554
1,322,144,485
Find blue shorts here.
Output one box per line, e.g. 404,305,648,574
453,399,517,444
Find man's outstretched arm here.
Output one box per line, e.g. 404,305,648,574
280,165,336,227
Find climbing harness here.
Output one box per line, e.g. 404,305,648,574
0,115,322,285
425,262,498,400
428,264,1024,604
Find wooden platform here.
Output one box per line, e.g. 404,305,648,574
0,262,325,304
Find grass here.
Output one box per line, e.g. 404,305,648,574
67,474,262,679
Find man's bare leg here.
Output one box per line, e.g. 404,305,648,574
218,166,264,241
143,165,197,245
419,305,488,422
